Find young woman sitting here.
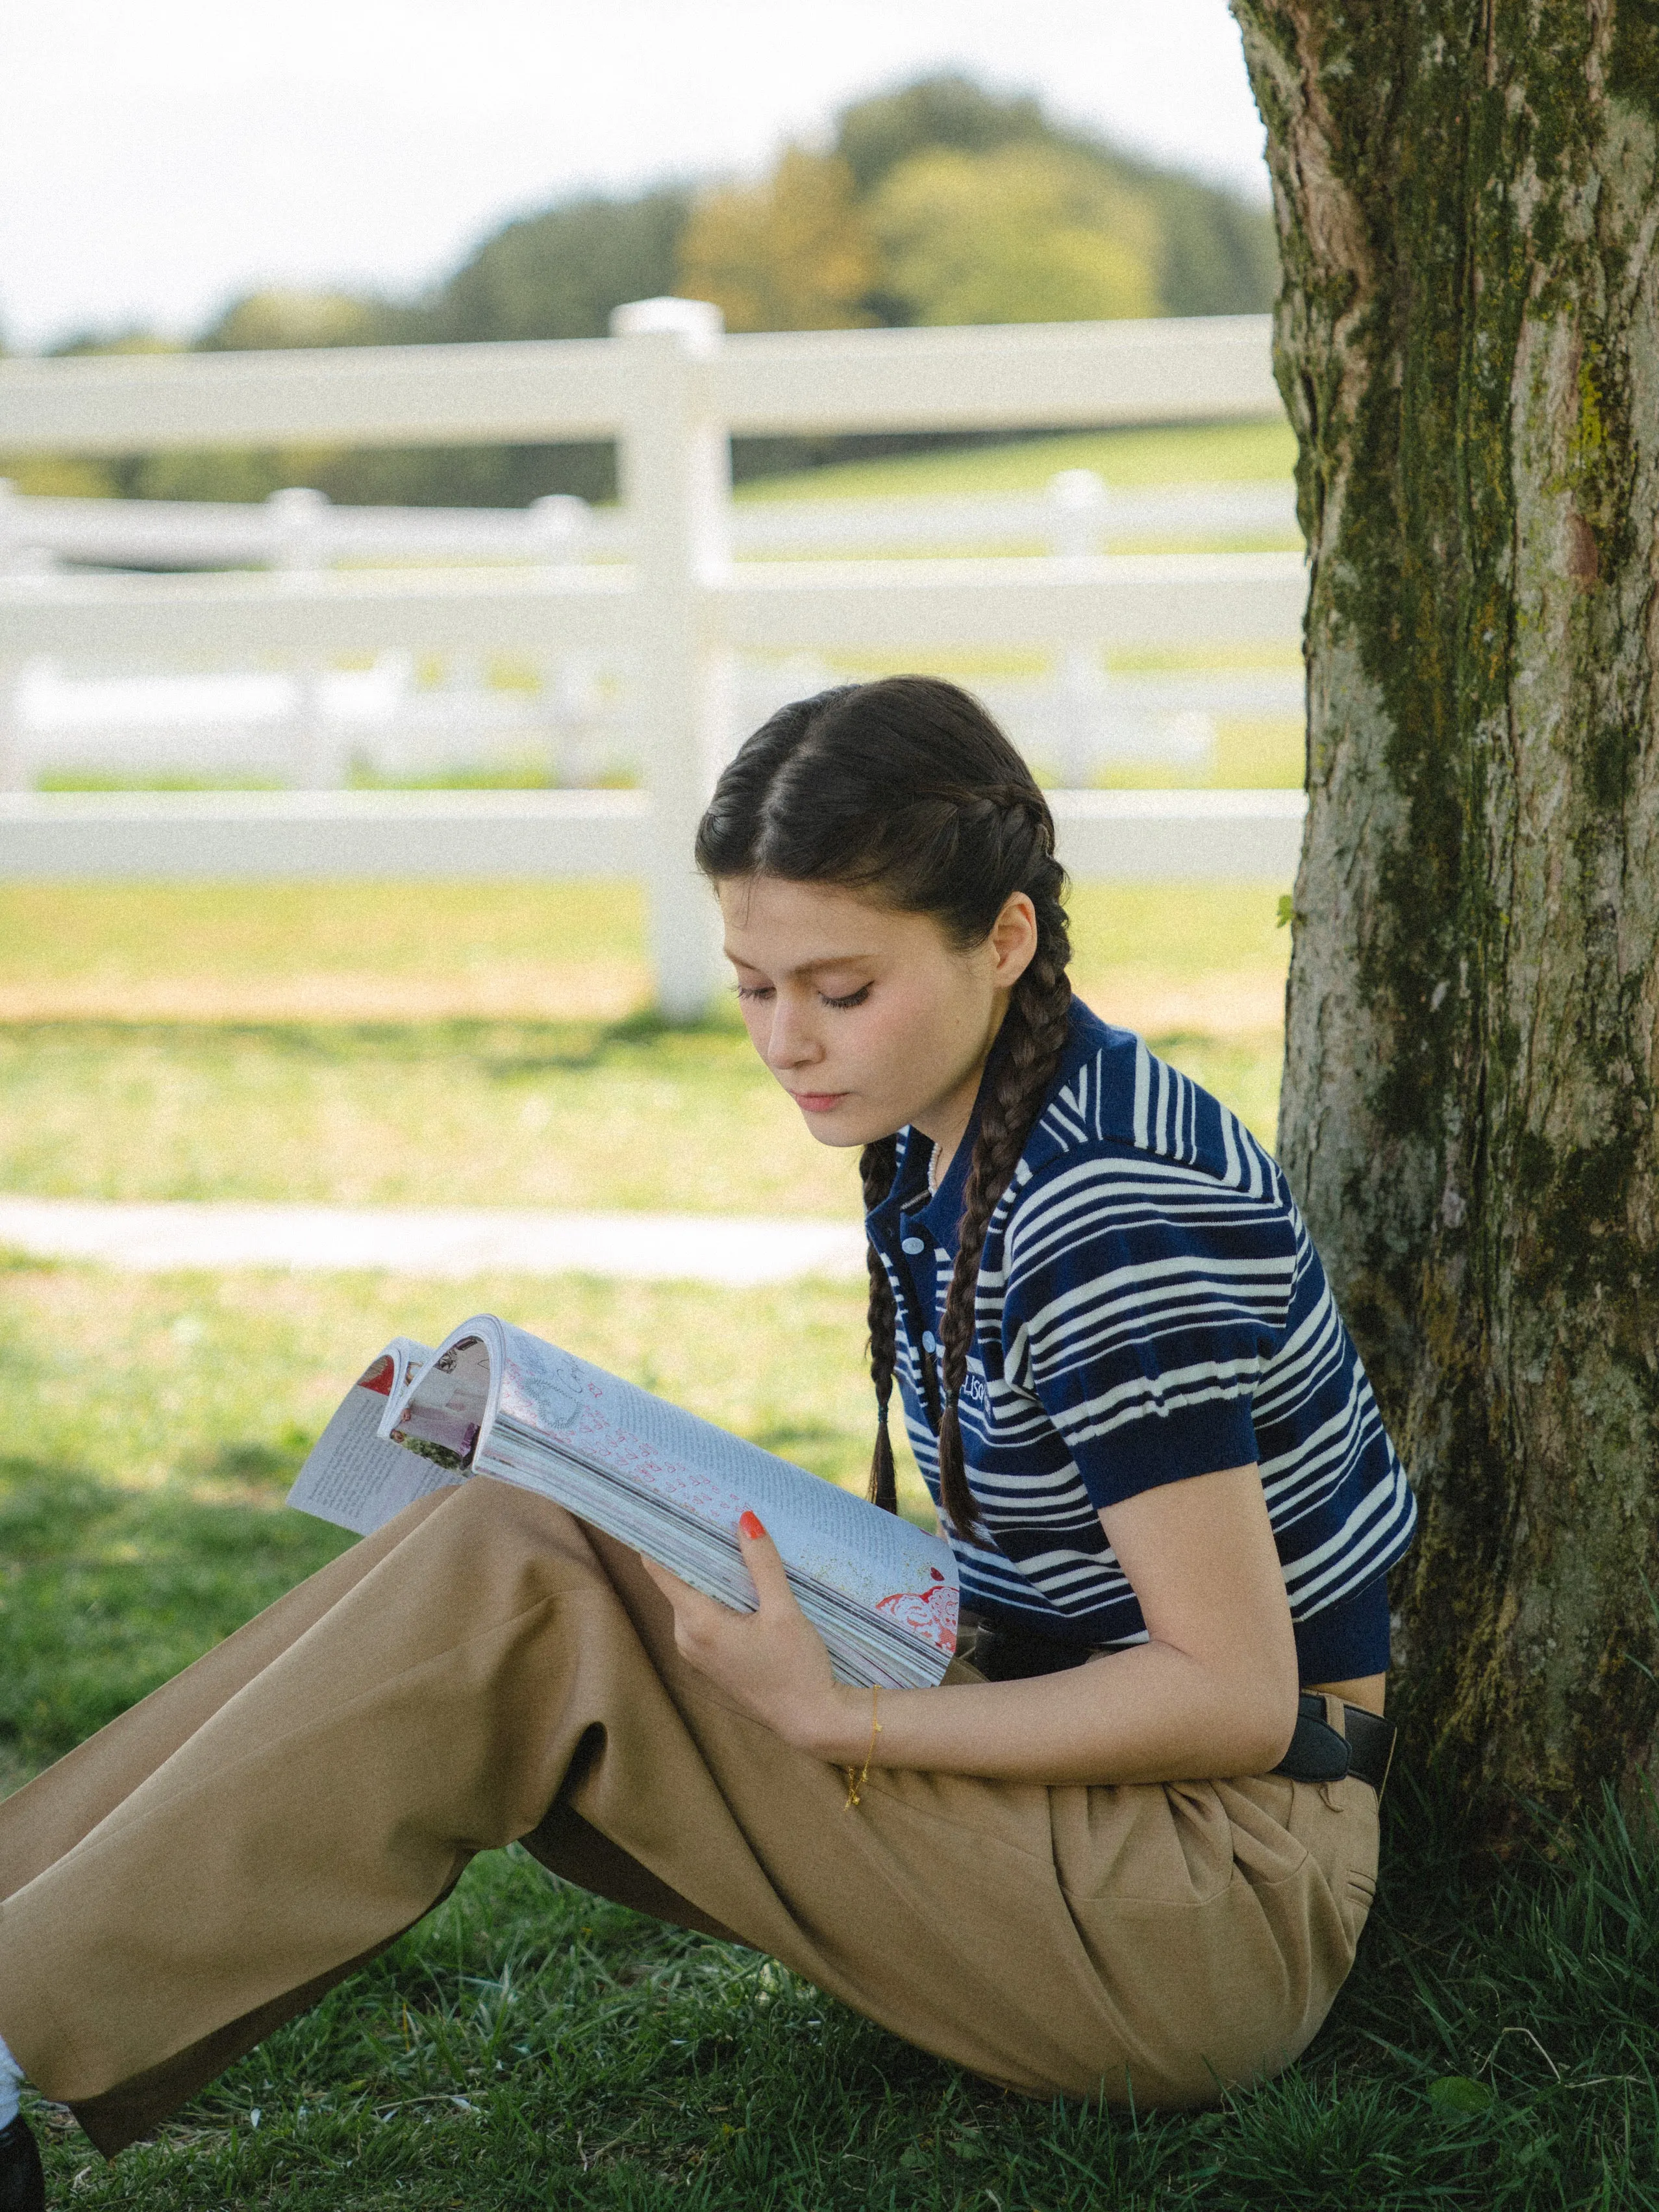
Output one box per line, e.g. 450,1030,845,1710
0,678,1414,2207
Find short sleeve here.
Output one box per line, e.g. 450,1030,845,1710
997,1153,1299,1510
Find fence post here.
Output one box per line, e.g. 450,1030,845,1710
610,297,731,1023
1047,469,1113,786
266,487,343,788
531,495,593,784
0,481,31,791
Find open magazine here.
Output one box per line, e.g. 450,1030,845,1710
287,1315,958,1691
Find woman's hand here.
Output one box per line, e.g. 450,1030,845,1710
637,1512,864,1759
642,1469,1301,1789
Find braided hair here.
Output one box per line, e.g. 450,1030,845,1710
695,677,1073,1541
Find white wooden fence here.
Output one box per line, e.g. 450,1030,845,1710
0,473,1297,567
0,467,1302,786
0,785,1307,884
0,304,1306,1016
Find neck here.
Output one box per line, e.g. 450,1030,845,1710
912,993,1014,1190
917,1089,978,1194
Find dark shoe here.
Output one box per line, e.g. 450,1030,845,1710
0,2115,45,2212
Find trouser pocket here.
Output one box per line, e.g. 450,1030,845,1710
1278,1769,1380,1952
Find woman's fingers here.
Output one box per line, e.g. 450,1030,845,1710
736,1511,797,1612
635,1550,690,1603
637,1516,789,1621
636,1510,812,1682
637,1517,841,1746
635,1552,730,1637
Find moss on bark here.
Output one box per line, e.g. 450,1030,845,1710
1232,0,1659,1828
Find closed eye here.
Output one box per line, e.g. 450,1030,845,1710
732,980,871,1009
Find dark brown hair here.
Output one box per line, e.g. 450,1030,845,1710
695,676,1072,1540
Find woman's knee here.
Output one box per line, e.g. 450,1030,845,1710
416,1476,605,1592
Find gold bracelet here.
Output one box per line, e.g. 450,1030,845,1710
843,1685,882,1810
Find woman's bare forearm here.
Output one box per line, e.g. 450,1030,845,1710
641,1472,1304,1789
793,1639,1300,1789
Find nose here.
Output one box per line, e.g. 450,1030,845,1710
764,991,822,1073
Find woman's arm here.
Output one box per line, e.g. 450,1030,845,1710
638,1463,1302,1787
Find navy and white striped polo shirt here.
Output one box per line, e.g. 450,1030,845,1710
866,999,1417,1682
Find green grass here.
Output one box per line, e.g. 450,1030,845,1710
0,1015,1282,1212
1,1264,897,1527
0,1017,864,1213
37,757,645,799
734,419,1299,504
0,881,647,991
0,879,1290,999
0,1263,917,1778
0,882,1291,1213
3,872,1656,2205
6,1260,1659,2209
0,1456,353,1789
23,1793,1659,2211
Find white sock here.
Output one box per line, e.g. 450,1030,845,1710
0,2030,22,2130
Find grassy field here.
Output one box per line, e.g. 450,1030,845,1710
0,879,1292,1010
0,1261,916,1793
734,419,1300,504
6,1249,1659,2209
10,877,1654,2207
0,881,1289,1214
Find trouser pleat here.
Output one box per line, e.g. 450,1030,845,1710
0,1478,1379,2150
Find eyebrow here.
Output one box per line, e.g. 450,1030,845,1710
724,950,879,978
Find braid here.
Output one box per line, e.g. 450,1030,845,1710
935,939,1073,1543
859,1136,901,1515
692,671,1077,1543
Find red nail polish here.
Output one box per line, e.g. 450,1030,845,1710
739,1510,765,1540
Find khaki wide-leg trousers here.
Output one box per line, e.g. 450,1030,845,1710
0,1478,1378,2155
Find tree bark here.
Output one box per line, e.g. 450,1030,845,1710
1230,0,1659,1825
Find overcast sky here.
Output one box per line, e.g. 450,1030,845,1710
1,0,1268,353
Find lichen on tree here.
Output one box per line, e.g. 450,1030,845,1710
1230,0,1659,1826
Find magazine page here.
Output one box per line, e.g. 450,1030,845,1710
384,1317,958,1687
286,1339,455,1535
497,1325,955,1642
379,1328,495,1467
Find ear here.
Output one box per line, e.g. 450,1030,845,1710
988,893,1039,988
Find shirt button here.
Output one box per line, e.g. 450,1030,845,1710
901,1237,926,1254
922,1331,938,1352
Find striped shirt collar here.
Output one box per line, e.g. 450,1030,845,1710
869,999,1132,1259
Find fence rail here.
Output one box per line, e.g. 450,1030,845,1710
0,549,1304,660
0,304,1303,1014
0,477,1298,571
0,787,1307,884
0,314,1280,451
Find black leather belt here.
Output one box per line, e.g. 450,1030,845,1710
966,1622,1395,1797
1276,1691,1395,1795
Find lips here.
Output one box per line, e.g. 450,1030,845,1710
790,1091,848,1113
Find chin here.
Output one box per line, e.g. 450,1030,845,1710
799,1106,890,1151
804,1119,869,1150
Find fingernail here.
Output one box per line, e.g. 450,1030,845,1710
739,1510,765,1540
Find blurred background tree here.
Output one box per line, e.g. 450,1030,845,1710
867,145,1160,325
832,73,1277,319
423,188,691,345
679,149,877,332
197,291,398,353
15,72,1277,509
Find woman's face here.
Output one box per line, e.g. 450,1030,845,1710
716,873,1036,1150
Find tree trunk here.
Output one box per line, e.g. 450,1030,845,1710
1230,0,1659,1826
